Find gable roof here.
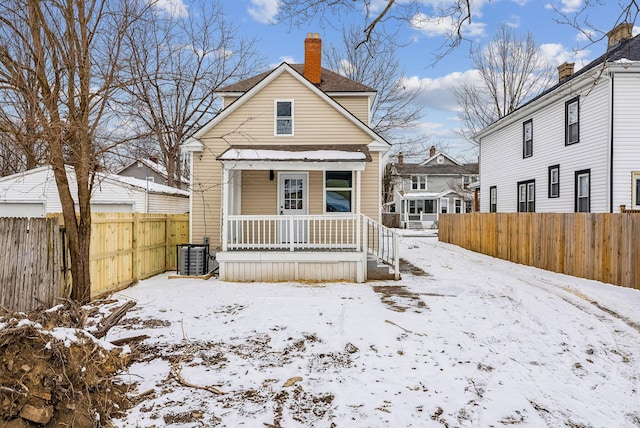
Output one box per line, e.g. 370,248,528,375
420,151,461,166
394,162,479,176
0,165,189,197
475,30,640,140
117,158,189,185
217,64,376,93
184,63,390,148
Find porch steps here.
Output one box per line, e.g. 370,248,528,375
367,255,397,280
407,221,424,230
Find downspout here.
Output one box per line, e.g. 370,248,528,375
609,71,614,213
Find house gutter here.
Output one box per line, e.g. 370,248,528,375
609,72,614,213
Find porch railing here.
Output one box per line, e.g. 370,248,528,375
361,214,400,280
223,214,400,280
225,214,359,251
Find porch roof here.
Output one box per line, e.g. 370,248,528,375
217,144,372,162
399,190,455,200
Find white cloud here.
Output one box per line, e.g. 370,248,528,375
153,0,188,17
545,0,583,13
404,69,481,113
248,0,279,24
411,12,487,39
539,42,591,69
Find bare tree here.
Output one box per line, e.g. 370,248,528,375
0,0,145,303
277,0,473,58
120,1,264,187
454,24,555,141
324,25,425,146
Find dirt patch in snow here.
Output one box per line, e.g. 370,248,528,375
372,285,429,313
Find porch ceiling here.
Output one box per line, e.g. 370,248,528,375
217,144,372,171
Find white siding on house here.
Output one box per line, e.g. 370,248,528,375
612,72,640,210
479,76,610,213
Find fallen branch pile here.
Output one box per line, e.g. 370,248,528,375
0,299,137,427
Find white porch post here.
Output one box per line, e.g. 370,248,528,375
356,170,361,251
221,166,231,251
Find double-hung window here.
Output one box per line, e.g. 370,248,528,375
565,97,579,145
548,165,560,198
575,169,590,212
411,176,426,190
275,100,293,136
517,180,535,212
325,171,352,212
454,199,462,213
523,119,533,158
633,172,640,209
489,186,497,212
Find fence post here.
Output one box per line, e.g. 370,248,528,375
132,213,140,282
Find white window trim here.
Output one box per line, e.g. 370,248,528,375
274,99,294,136
454,198,462,213
324,170,353,214
411,175,427,190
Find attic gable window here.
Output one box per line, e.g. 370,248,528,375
565,97,579,145
275,100,293,136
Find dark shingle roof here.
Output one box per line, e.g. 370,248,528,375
217,64,376,93
394,163,479,175
502,32,640,120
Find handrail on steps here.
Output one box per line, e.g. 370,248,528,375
361,214,400,280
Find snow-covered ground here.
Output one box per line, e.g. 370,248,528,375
110,235,640,427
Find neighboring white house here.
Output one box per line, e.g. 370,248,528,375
474,23,640,214
0,165,189,217
389,146,479,229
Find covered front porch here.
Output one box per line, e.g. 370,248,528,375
397,190,455,229
216,145,399,282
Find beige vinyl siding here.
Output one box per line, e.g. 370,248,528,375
331,95,370,125
361,152,380,221
206,73,374,146
191,143,222,247
241,170,278,215
221,96,239,109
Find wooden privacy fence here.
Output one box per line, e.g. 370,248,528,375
1,213,189,312
82,213,189,297
439,213,640,290
0,217,68,311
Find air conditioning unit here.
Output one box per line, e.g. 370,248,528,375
179,245,208,275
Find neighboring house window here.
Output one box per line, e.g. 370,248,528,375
548,165,560,198
575,169,590,212
489,186,497,212
325,171,352,212
454,199,462,213
517,180,535,212
464,200,472,213
523,119,533,158
633,172,640,208
565,97,579,145
411,176,426,190
275,100,293,135
440,198,448,213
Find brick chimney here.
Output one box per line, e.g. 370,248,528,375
607,22,633,49
397,152,403,165
304,33,322,84
557,62,575,82
429,146,436,158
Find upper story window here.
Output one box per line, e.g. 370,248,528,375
411,176,426,190
517,180,535,212
548,165,560,198
565,97,579,145
489,186,497,212
275,100,293,136
523,119,533,158
575,169,590,212
325,171,352,213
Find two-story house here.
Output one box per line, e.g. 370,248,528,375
390,146,479,229
475,23,640,214
117,158,189,190
181,34,398,282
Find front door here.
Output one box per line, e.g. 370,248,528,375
279,173,308,243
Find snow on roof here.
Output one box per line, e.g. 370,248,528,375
105,174,188,197
217,145,372,162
